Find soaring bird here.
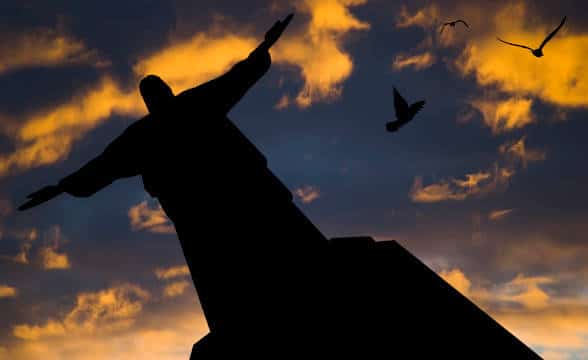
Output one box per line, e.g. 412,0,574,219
497,16,566,57
440,19,470,34
386,88,425,132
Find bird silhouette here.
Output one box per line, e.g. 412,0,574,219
497,16,566,57
440,20,470,34
386,88,425,132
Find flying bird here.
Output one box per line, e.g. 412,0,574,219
440,20,470,34
497,16,566,57
386,88,425,133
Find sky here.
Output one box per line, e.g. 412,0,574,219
1,0,588,358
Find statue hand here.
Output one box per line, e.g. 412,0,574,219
263,13,294,49
18,185,63,211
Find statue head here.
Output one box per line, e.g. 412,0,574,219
140,75,174,115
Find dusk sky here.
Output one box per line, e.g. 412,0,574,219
1,0,588,358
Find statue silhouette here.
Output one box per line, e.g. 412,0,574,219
18,13,540,358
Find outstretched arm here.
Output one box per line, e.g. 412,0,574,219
177,13,294,115
18,115,154,211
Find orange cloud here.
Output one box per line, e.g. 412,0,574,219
499,136,546,167
456,2,588,109
38,226,70,270
0,28,105,74
469,97,534,134
0,285,17,298
294,185,321,204
488,208,515,221
410,166,512,203
396,4,440,29
13,284,150,340
154,265,190,280
128,201,175,234
272,0,369,107
392,52,435,71
438,267,588,357
163,281,191,298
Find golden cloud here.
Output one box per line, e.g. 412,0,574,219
0,77,144,177
488,208,515,221
0,284,17,298
272,0,369,107
294,185,321,204
410,166,513,203
469,97,534,134
129,201,175,234
4,306,207,360
163,281,191,298
456,2,588,108
0,28,106,74
438,267,588,357
392,52,435,71
396,4,440,29
154,265,190,280
13,284,150,340
38,226,70,270
499,136,546,167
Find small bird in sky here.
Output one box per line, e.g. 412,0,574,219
440,19,470,34
386,88,425,133
497,16,566,57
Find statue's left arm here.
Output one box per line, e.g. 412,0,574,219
177,14,294,115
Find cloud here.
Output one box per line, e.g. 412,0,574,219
0,28,106,74
163,281,191,298
438,267,588,356
392,52,436,71
395,4,440,29
439,268,471,296
13,284,150,340
455,2,588,109
410,166,513,203
294,185,321,204
0,77,145,177
499,136,546,167
0,228,38,264
0,285,17,298
469,97,534,134
488,208,515,221
38,226,70,270
154,265,190,280
272,0,370,107
128,201,175,234
274,94,291,110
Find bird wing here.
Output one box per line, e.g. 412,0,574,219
539,16,566,50
497,37,533,51
393,88,409,119
456,20,470,28
18,185,63,211
408,100,426,120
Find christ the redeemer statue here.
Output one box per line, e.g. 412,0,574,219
18,13,330,355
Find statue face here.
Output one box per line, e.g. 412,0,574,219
140,75,174,115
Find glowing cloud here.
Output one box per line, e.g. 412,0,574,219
499,136,546,167
13,284,150,340
0,285,17,298
0,28,105,74
439,268,471,296
410,166,512,203
38,226,70,270
272,0,369,107
154,265,190,280
163,281,191,298
469,97,534,134
392,52,436,71
128,201,175,234
294,185,321,204
488,208,515,221
456,3,588,108
0,77,145,177
396,4,440,29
